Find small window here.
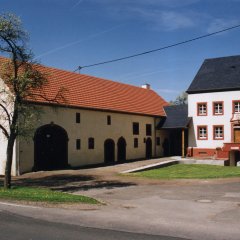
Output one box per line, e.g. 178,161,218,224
76,112,80,123
133,122,139,135
107,115,111,125
146,124,152,136
76,139,81,150
213,102,223,115
233,101,240,113
197,103,207,116
88,138,94,149
197,126,208,140
213,126,224,140
134,138,138,148
156,137,160,146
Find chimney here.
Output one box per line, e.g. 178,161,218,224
141,83,151,90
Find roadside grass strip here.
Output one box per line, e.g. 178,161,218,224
0,187,99,204
130,164,240,179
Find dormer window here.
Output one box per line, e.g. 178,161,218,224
197,103,207,116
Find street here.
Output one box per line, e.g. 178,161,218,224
0,210,187,240
3,160,240,240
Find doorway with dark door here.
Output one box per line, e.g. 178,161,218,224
146,137,152,159
117,137,126,162
34,124,68,171
104,139,115,164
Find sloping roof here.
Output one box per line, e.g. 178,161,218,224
158,105,191,129
187,55,240,94
0,56,168,116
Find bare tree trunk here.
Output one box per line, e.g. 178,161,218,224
4,135,15,189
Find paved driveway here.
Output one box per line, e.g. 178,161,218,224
10,158,240,240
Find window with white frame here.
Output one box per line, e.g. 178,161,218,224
213,102,223,115
198,126,207,140
197,103,207,116
234,101,240,113
213,126,224,140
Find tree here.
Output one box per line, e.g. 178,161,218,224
171,92,188,105
0,13,64,188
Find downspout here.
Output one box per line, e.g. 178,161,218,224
15,137,20,176
154,117,157,157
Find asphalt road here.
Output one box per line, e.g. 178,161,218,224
0,210,188,240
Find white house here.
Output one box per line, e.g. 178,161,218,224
186,55,240,165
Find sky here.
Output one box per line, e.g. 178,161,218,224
1,0,240,101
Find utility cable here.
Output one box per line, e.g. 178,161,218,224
74,23,240,72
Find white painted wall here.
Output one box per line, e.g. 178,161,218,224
0,79,17,176
19,105,165,174
188,90,240,148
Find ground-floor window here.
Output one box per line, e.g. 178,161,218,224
76,139,81,150
134,138,138,148
88,137,94,149
197,126,208,140
213,125,224,140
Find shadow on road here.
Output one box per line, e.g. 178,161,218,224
55,180,137,192
12,174,137,193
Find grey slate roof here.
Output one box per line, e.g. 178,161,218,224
158,105,191,129
186,55,240,93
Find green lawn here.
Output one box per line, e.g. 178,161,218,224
0,187,99,204
130,164,240,179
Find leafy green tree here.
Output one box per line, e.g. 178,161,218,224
171,92,188,105
0,13,64,188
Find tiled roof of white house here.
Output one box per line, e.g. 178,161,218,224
187,55,240,94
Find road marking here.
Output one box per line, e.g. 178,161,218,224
197,199,213,203
0,202,42,209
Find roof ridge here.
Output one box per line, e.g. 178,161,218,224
205,54,240,61
0,55,168,116
0,55,158,93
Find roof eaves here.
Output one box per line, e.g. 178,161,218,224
186,87,240,94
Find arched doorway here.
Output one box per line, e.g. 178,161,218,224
146,137,152,159
117,137,126,162
104,139,115,164
34,124,68,171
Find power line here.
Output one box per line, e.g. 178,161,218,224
74,23,240,72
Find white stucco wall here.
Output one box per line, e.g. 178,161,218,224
19,105,165,174
0,79,17,176
188,90,240,149
0,134,7,175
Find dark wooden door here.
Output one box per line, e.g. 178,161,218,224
146,138,152,159
117,137,126,162
34,124,68,171
104,139,115,164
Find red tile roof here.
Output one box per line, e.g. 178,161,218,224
0,56,168,116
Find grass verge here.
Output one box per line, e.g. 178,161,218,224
130,164,240,179
0,186,99,204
